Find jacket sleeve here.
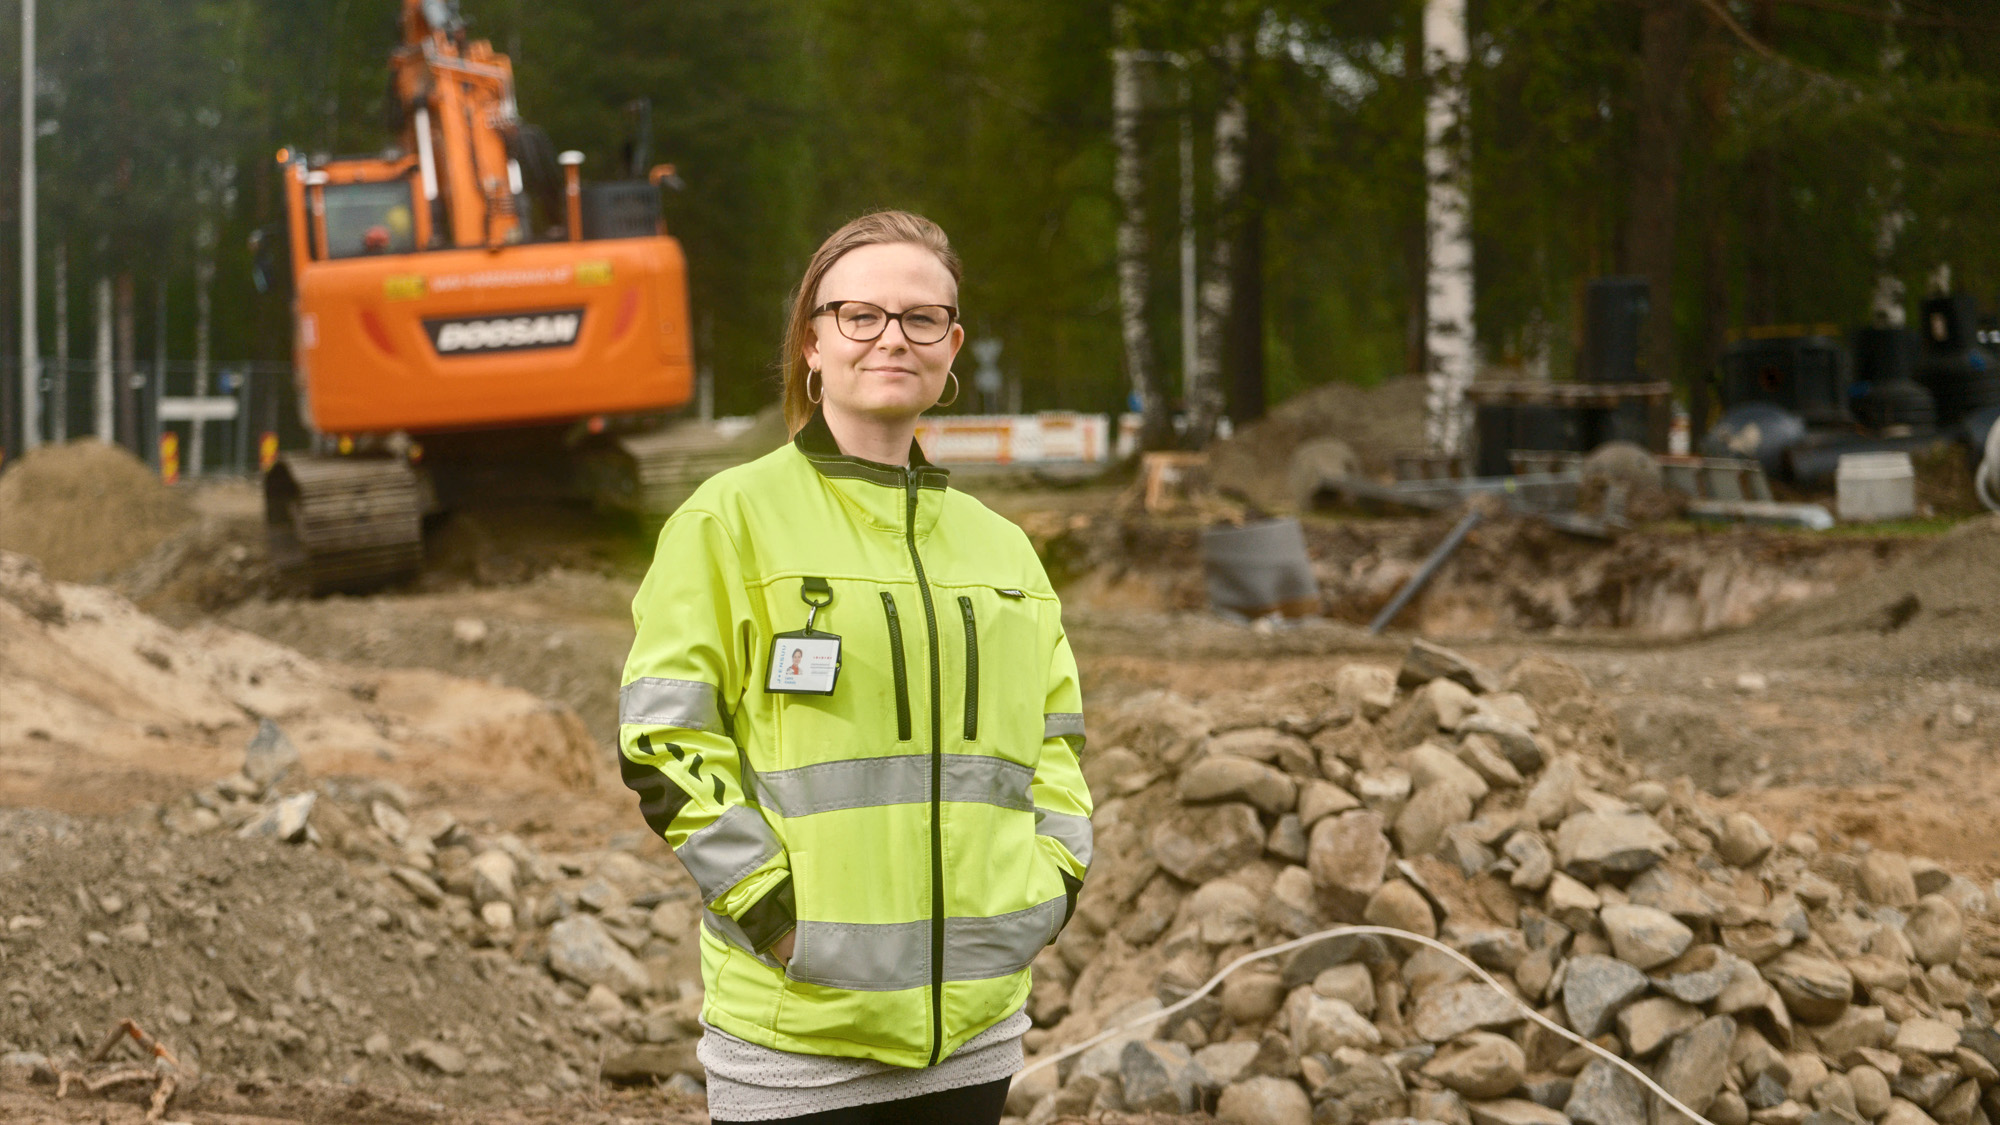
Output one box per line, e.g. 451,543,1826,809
620,510,794,955
1032,604,1092,930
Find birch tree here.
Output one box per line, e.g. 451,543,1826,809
1187,39,1246,448
1423,0,1475,456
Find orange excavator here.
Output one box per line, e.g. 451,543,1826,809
263,0,729,590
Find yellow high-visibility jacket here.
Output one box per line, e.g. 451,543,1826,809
618,412,1091,1068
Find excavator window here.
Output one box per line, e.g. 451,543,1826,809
322,181,419,259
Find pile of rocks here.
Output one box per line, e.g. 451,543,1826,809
149,722,710,1092
1010,641,2000,1125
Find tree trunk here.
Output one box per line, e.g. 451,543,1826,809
194,221,216,476
1423,0,1476,456
115,273,136,454
1622,0,1696,388
1112,6,1169,451
1227,113,1269,426
1188,43,1246,447
1403,12,1427,377
51,241,65,442
94,278,113,443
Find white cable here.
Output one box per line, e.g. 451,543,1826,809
1017,924,1718,1125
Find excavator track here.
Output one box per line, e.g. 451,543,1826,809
264,455,425,593
582,419,775,519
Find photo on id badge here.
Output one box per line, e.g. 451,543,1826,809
768,634,840,695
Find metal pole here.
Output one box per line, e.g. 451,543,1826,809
1367,508,1482,635
51,241,64,441
19,0,38,451
94,277,112,441
1177,65,1197,420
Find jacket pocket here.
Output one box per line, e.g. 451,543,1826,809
957,596,979,742
880,591,912,742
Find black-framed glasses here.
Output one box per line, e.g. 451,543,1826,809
811,301,958,346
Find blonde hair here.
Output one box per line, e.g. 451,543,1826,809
780,211,963,436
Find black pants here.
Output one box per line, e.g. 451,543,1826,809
709,1075,1011,1125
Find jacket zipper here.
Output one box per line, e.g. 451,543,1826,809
957,596,979,742
904,471,946,1066
879,592,912,741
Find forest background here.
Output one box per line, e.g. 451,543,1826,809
2,0,2000,443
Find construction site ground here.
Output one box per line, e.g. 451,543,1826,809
4,430,1999,1124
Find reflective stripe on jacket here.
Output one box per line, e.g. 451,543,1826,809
619,412,1091,1069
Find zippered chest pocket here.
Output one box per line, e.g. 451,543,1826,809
881,592,913,742
950,585,1038,756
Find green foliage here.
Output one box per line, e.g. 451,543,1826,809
10,0,2000,430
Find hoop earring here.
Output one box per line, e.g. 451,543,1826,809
937,370,960,409
806,369,822,404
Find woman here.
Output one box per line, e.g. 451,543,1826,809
618,210,1092,1124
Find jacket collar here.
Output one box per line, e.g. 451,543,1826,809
792,410,950,539
793,410,951,493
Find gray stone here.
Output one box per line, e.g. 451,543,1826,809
1648,946,1741,1005
1408,742,1493,803
1460,714,1547,775
391,866,446,907
1554,811,1676,883
1889,1064,1957,1109
1120,1040,1203,1112
1651,1016,1735,1125
1222,970,1289,1025
1601,904,1694,970
1073,998,1164,1079
548,914,651,998
405,1039,467,1075
1506,832,1556,892
1859,852,1920,908
1313,962,1378,1016
1625,868,1723,923
1880,1101,1940,1125
1905,895,1964,967
1208,727,1318,772
1194,1041,1263,1089
243,718,300,788
1454,926,1530,973
1562,954,1650,1040
237,791,315,843
1525,757,1584,828
1286,989,1381,1055
1422,1032,1526,1099
1267,814,1309,863
1398,784,1476,857
1316,1046,1408,1117
1411,979,1525,1042
1442,824,1499,878
1525,1077,1576,1112
1459,734,1525,789
1310,810,1393,921
1467,1098,1571,1125
1182,755,1299,815
1743,1073,1788,1109
1849,1067,1892,1118
468,849,518,906
1626,781,1671,813
1716,813,1775,868
1399,639,1500,694
1358,768,1416,822
1565,1057,1647,1125
1298,780,1362,827
1216,1076,1312,1125
1893,1018,1961,1057
1151,802,1265,883
1263,865,1321,938
1366,879,1439,939
1191,879,1264,946
1545,873,1602,932
1335,664,1399,721
1760,952,1854,1025
1806,1004,1884,1059
1617,996,1703,1057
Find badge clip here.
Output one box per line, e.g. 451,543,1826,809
767,577,841,696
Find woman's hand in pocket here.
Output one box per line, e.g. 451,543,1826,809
772,930,796,966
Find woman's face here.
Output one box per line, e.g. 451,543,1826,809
804,242,964,427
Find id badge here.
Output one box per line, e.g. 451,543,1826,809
768,631,841,695
767,577,842,696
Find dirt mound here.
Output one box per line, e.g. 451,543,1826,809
0,441,193,583
1763,515,2000,684
0,551,602,817
1209,377,1428,511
